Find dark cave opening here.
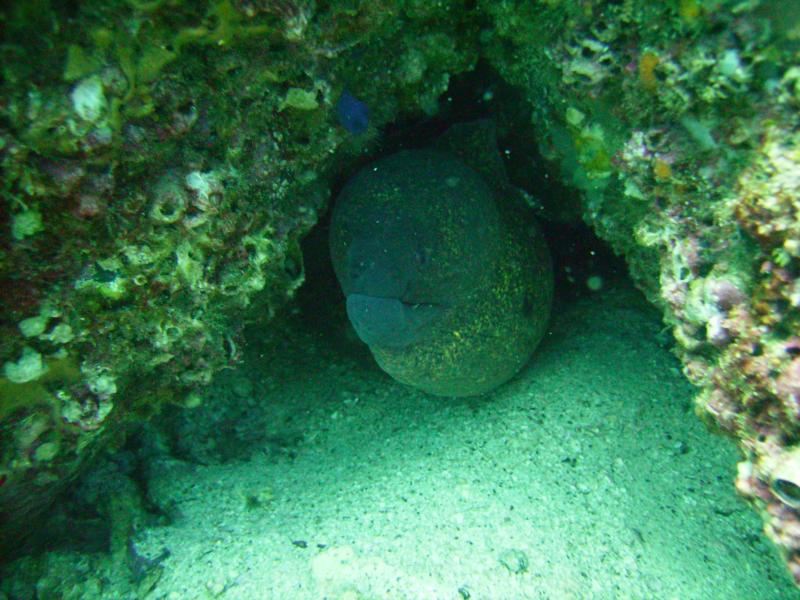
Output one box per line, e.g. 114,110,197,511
11,62,635,564
292,62,631,341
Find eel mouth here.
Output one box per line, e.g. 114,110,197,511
345,293,445,349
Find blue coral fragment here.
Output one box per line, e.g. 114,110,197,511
336,90,370,134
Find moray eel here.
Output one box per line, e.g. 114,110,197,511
330,121,553,396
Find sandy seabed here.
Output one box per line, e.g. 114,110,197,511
131,285,797,599
4,285,797,599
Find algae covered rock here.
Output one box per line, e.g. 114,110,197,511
330,127,553,396
0,0,480,557
481,0,800,584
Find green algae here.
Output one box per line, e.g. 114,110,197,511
1,0,800,589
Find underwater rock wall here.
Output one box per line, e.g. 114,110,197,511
481,0,800,583
1,0,800,587
0,0,479,556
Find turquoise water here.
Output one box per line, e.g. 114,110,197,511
2,2,799,598
2,284,794,598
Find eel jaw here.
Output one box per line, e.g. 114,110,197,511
345,293,443,349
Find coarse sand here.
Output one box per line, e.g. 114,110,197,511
125,285,797,599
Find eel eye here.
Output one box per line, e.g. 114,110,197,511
522,293,534,317
415,246,429,267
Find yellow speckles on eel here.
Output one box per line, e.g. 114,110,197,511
330,131,553,397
